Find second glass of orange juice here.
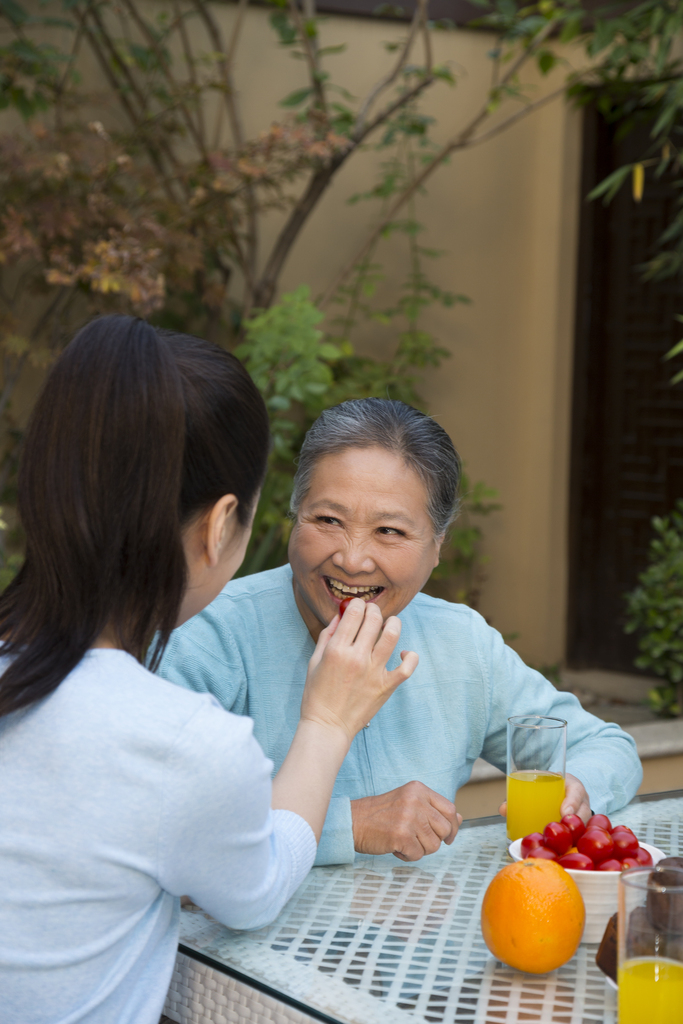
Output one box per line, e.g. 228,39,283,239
618,864,683,1024
506,715,567,841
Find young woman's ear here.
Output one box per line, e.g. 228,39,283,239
204,494,240,568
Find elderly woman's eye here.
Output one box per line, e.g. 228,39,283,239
316,515,340,526
378,527,404,536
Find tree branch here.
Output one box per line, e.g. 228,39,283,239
498,17,558,91
190,0,246,149
118,0,209,162
0,285,74,423
465,82,570,149
421,2,433,76
54,18,85,117
173,0,207,143
249,23,439,309
252,156,347,310
355,0,427,133
78,3,184,202
287,0,327,114
319,81,575,309
0,353,27,425
354,73,434,145
188,0,258,294
84,3,149,122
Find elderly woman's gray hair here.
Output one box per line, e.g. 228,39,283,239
290,398,461,536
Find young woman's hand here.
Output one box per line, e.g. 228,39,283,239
272,598,417,840
301,597,418,743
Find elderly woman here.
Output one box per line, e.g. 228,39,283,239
158,398,642,865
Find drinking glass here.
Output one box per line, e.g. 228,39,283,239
506,715,566,841
618,864,683,1024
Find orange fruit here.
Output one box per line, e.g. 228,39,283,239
481,858,585,974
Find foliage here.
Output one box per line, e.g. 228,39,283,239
426,474,501,607
564,2,683,382
624,500,683,717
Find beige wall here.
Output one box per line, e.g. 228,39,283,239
3,4,584,665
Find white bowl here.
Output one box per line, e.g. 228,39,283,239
508,839,665,943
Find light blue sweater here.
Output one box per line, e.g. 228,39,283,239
158,564,643,865
0,648,316,1024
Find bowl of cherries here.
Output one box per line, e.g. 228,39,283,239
509,814,665,943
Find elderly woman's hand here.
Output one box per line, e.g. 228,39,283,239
498,772,592,825
351,782,462,860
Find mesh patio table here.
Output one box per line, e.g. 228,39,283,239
162,789,683,1024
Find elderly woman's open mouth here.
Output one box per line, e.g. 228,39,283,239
324,576,384,603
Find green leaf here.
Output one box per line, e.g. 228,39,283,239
280,87,313,108
587,164,633,205
270,11,297,45
559,15,581,44
664,337,683,362
537,50,557,75
0,0,28,26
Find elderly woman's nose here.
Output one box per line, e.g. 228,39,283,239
331,539,376,573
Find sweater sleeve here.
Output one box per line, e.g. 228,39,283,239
314,796,355,866
474,620,643,814
156,697,316,930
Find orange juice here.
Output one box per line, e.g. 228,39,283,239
506,771,565,840
618,958,683,1023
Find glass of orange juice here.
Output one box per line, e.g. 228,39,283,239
506,715,566,841
618,864,683,1024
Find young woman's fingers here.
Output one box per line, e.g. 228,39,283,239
308,613,341,671
387,650,419,690
372,614,403,663
350,601,385,652
326,596,368,645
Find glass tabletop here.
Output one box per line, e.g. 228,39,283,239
177,790,683,1024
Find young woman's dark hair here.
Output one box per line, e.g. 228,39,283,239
0,315,269,718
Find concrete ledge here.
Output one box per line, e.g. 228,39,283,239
469,759,505,783
622,719,683,760
560,669,658,704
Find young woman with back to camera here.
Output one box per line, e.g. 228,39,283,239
0,315,418,1024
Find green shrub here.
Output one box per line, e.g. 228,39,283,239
624,500,683,717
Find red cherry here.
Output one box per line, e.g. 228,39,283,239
634,846,653,866
526,846,558,861
577,827,615,863
610,825,635,836
612,831,639,860
597,858,623,872
339,598,352,615
543,821,573,855
520,832,546,857
558,852,594,871
620,857,640,869
587,814,612,832
561,814,586,843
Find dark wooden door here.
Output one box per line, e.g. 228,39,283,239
568,106,683,671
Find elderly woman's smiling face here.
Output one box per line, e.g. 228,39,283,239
288,446,443,639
